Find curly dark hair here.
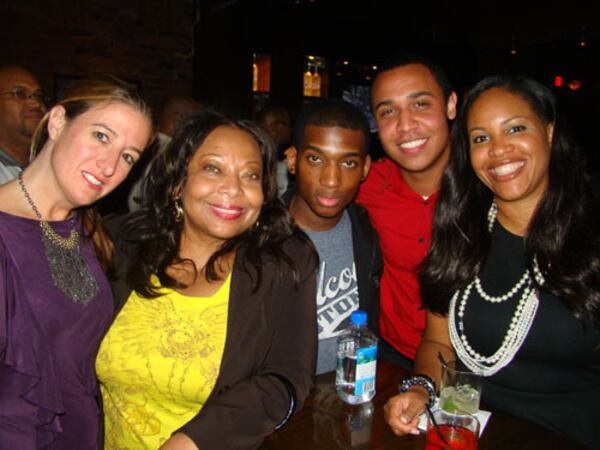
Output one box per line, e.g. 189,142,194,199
420,75,600,324
122,108,314,298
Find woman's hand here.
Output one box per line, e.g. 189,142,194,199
159,433,199,450
384,311,453,436
384,387,428,436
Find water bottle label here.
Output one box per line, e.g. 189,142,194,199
354,345,377,396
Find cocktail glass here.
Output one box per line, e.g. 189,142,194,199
425,409,479,450
439,360,482,415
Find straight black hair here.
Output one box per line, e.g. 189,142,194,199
420,75,600,324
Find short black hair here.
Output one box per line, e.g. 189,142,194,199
292,99,370,152
376,53,454,101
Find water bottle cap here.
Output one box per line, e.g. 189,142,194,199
351,310,367,326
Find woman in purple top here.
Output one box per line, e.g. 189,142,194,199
0,76,152,449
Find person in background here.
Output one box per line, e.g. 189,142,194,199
97,109,318,450
0,75,152,449
257,105,292,195
127,95,203,211
384,75,600,449
284,99,383,375
357,54,457,369
257,104,292,156
0,65,48,184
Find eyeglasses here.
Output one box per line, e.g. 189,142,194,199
0,88,50,105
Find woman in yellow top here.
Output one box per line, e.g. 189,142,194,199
96,109,318,450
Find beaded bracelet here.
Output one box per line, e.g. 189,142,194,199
398,374,436,408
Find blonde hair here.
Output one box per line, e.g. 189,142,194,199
31,74,153,269
31,74,152,158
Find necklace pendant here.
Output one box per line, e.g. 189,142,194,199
42,229,100,305
18,172,100,305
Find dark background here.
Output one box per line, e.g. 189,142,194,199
2,0,599,167
198,0,600,169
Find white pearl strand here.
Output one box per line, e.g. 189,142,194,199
449,201,544,377
474,272,529,303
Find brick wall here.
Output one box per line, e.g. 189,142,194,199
0,0,196,111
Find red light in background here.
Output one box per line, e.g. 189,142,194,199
554,76,563,87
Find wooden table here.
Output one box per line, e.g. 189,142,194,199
261,360,585,449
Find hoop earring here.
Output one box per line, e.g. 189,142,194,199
173,198,184,223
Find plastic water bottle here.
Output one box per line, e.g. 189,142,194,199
336,310,378,404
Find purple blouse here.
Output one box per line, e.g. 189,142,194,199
0,210,113,449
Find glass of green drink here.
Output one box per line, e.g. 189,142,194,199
439,360,482,415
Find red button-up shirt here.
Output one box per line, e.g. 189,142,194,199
357,158,438,359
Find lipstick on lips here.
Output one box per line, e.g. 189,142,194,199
82,171,104,191
490,160,525,181
210,203,244,220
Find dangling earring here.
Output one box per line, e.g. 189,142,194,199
173,197,184,223
487,200,498,233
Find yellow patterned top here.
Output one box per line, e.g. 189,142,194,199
96,274,230,449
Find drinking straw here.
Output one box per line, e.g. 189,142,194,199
425,403,450,448
438,351,449,368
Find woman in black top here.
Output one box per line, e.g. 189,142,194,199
384,75,600,448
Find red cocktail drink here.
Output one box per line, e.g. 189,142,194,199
425,424,478,450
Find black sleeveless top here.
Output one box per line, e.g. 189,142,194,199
460,222,600,448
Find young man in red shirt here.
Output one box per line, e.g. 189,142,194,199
357,55,457,369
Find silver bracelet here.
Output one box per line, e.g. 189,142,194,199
399,374,436,408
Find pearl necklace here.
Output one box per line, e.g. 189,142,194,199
449,201,543,376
